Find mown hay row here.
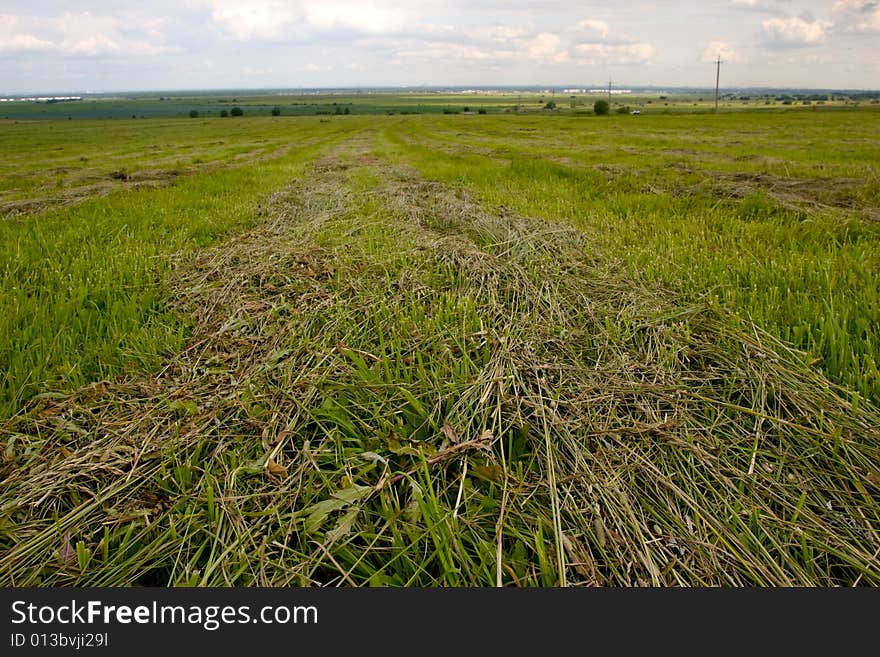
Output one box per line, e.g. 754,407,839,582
1,139,878,586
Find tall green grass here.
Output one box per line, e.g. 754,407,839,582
4,110,878,414
380,111,880,400
0,118,365,416
2,141,877,587
0,117,334,206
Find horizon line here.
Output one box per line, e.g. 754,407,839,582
3,83,880,97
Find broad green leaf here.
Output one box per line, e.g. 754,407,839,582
326,508,360,543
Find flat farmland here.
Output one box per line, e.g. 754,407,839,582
1,107,879,586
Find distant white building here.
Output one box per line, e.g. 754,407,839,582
0,96,82,103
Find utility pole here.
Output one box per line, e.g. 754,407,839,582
714,55,723,113
608,76,612,104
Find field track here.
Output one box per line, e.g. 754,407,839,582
2,133,879,586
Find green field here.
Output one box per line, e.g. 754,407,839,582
1,104,879,586
3,89,875,121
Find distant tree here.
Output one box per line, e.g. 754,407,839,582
544,100,557,110
230,106,244,116
463,106,470,112
593,99,610,115
616,106,630,114
477,108,486,114
220,109,229,117
271,106,281,116
335,105,343,115
189,109,199,118
343,107,350,115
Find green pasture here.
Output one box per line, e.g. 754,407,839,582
1,106,878,587
2,89,875,121
1,117,369,415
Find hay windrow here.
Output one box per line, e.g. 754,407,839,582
1,138,878,586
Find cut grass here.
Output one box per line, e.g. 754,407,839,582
379,111,880,400
0,117,349,215
0,119,367,417
2,139,878,587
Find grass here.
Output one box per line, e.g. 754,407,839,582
380,110,880,399
3,90,874,121
0,117,368,416
1,109,878,587
0,116,346,212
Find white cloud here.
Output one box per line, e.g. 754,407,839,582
53,13,122,55
762,16,830,46
472,25,529,43
0,11,178,57
834,0,876,9
0,32,52,52
701,40,745,63
377,24,603,69
573,42,656,64
208,1,298,40
205,0,413,40
392,17,651,69
1,1,879,92
564,17,655,65
0,14,51,52
304,1,410,34
200,2,628,71
58,12,180,56
572,19,609,39
566,17,654,66
394,41,505,63
526,32,562,58
299,62,329,72
832,0,880,32
781,52,833,66
729,0,794,18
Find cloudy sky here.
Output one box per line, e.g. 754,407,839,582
1,1,878,93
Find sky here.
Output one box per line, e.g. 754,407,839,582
1,1,879,93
